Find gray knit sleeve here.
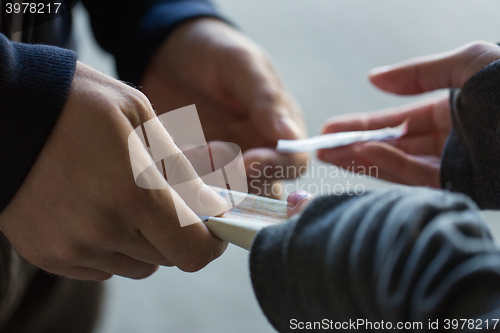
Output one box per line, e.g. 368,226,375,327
441,59,500,209
250,187,500,332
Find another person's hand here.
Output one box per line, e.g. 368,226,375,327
0,62,228,281
287,190,315,217
319,41,500,187
140,18,308,197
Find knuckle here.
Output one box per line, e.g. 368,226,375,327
123,88,156,126
118,185,144,211
227,45,257,65
252,86,287,115
463,41,496,55
177,250,212,272
177,242,226,272
226,44,271,78
93,272,113,282
178,256,209,273
70,220,124,252
459,41,500,85
88,226,119,246
44,242,85,266
129,265,159,280
258,86,282,104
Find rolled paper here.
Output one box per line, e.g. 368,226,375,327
201,188,288,251
276,119,410,153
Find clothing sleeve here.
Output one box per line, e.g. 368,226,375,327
441,59,500,209
0,33,76,212
250,187,500,333
80,0,226,85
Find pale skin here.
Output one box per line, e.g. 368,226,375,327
318,41,500,187
0,19,308,280
288,41,500,216
0,62,229,281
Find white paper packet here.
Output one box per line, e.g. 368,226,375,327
276,119,409,153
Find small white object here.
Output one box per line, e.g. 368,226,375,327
276,119,409,153
204,218,271,251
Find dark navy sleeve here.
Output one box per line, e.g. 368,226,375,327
250,187,500,332
0,33,76,212
441,59,500,209
81,0,225,85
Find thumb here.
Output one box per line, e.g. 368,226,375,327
369,41,500,95
132,116,228,221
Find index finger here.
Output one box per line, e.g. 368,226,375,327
369,41,500,95
322,95,450,136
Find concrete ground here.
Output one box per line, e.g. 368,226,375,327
72,1,500,332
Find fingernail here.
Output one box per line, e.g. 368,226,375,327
287,190,313,208
199,184,228,216
275,116,302,140
368,65,392,76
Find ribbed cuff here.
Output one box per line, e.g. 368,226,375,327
0,36,76,211
440,59,500,209
118,0,228,85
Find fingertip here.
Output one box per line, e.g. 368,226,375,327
176,238,226,273
321,122,334,135
368,69,384,86
274,115,304,140
287,190,313,207
130,265,159,280
368,63,392,78
95,274,113,282
287,190,314,217
368,61,427,95
368,67,402,93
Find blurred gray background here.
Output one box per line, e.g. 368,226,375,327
71,1,500,332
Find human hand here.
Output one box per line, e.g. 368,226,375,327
319,41,500,187
140,18,308,197
0,62,228,281
286,190,315,217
